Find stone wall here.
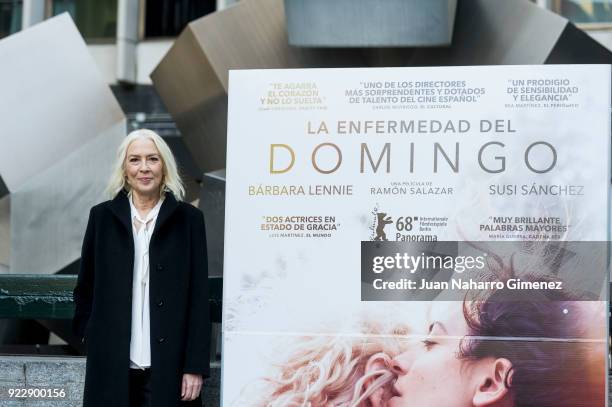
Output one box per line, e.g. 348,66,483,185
0,356,220,406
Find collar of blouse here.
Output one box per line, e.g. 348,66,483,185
128,192,164,232
109,188,179,238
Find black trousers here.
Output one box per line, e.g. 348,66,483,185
128,368,203,407
129,368,152,407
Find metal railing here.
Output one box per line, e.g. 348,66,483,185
0,274,222,322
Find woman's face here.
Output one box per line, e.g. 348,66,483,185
387,302,475,407
124,138,164,197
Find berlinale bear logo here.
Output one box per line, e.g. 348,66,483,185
374,212,393,241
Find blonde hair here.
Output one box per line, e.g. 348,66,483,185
239,320,409,407
106,129,185,200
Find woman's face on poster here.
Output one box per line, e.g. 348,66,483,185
386,302,481,407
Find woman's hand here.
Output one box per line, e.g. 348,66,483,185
181,373,203,401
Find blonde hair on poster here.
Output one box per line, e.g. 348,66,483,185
236,319,408,407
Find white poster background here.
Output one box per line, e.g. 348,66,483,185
222,65,610,405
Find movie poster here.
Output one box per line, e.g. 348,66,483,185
223,66,610,406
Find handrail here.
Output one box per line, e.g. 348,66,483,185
0,274,223,322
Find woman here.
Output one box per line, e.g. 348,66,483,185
247,276,605,406
386,295,606,407
72,129,211,407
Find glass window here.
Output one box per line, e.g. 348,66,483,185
52,0,117,40
0,0,22,39
144,0,215,38
553,0,612,24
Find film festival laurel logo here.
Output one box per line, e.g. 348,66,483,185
374,211,393,241
369,205,441,242
370,206,399,241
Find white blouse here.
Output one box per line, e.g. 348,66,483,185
129,194,164,370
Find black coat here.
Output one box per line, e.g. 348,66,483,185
72,190,211,407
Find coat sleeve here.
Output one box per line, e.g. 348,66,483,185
72,207,96,341
183,210,211,377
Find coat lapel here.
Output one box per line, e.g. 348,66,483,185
109,189,132,235
152,191,179,239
